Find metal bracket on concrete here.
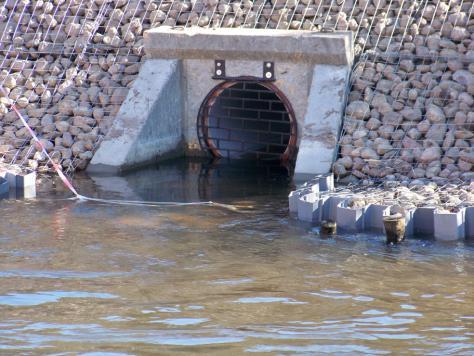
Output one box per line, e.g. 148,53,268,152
213,60,226,79
212,59,276,82
263,62,274,80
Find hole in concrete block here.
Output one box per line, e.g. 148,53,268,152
198,80,297,163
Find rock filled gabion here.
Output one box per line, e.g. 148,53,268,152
333,1,474,183
341,180,474,214
0,0,472,177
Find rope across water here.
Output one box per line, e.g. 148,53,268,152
3,93,241,211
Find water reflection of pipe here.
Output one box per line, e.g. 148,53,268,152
198,158,220,201
198,158,292,202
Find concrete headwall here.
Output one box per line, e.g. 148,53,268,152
88,28,353,175
183,59,313,151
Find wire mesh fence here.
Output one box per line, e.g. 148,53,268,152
0,0,472,179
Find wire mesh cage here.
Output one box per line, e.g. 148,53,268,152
0,0,472,180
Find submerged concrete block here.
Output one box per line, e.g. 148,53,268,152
14,171,36,188
0,170,36,198
299,181,320,193
466,207,474,239
297,192,323,223
434,209,466,241
321,195,347,222
88,59,183,173
288,190,299,213
413,207,436,237
289,188,312,213
319,174,335,192
336,201,367,232
13,185,36,199
404,209,416,237
365,204,392,233
0,177,8,197
2,171,16,188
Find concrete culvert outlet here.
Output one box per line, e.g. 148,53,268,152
88,28,353,177
197,80,297,163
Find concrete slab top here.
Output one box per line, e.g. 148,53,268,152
145,27,353,65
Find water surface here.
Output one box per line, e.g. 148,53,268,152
1,159,474,354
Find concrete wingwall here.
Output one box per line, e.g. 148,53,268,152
88,59,184,173
295,65,351,180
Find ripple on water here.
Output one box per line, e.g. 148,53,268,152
0,291,117,306
0,270,128,279
310,290,374,302
150,318,209,326
246,344,390,354
209,278,254,285
234,297,306,304
156,307,181,313
362,310,387,315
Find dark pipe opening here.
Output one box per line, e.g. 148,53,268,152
197,79,297,163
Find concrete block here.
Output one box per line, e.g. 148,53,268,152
0,170,35,195
321,195,347,222
2,171,16,188
336,201,367,232
0,177,8,197
319,174,335,192
88,59,184,173
289,188,311,213
413,207,436,237
299,181,320,193
13,185,36,199
288,190,299,213
404,209,416,237
465,207,474,239
297,192,323,223
295,65,351,176
14,171,36,188
365,204,392,233
434,209,466,241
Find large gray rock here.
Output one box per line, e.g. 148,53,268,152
425,105,446,123
346,101,370,120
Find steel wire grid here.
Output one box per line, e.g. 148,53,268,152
0,0,472,180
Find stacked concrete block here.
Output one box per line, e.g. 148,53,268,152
413,207,436,237
404,209,416,238
434,209,466,241
297,192,322,223
289,176,473,240
321,195,349,223
289,174,335,215
365,204,392,233
0,177,9,197
466,207,474,239
318,174,335,192
336,200,368,232
0,166,36,199
288,190,303,214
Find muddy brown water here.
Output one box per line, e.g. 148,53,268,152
1,159,474,354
